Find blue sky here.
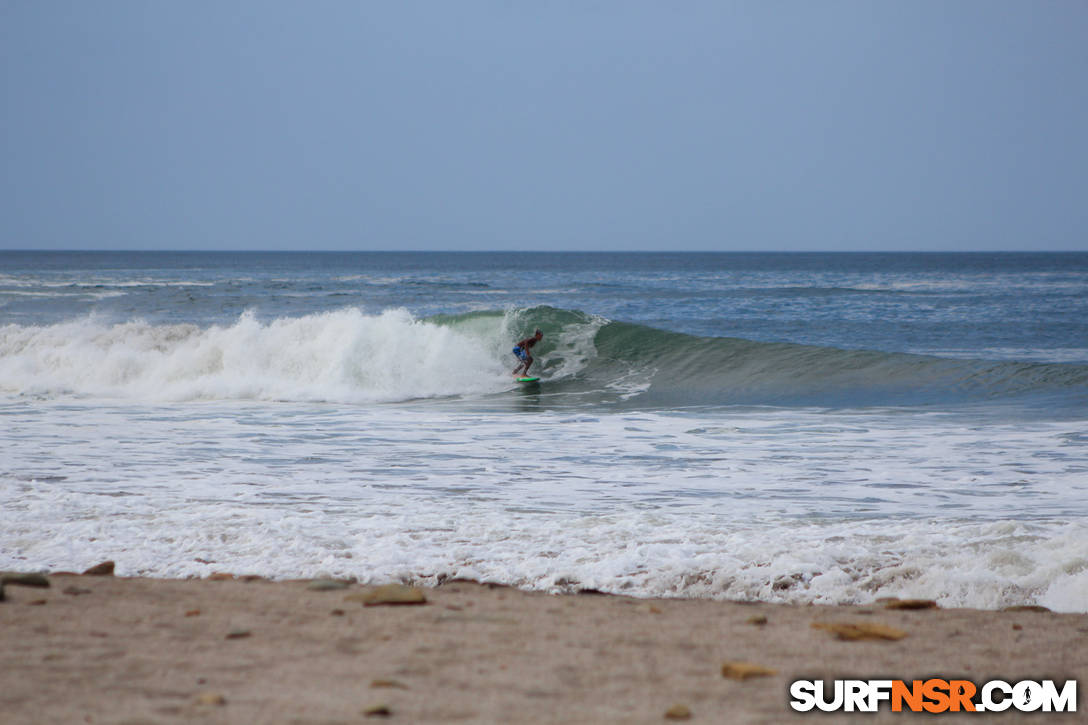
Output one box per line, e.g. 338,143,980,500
2,1,1086,251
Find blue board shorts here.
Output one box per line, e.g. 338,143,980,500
513,346,528,361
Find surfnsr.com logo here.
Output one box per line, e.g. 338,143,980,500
790,679,1077,713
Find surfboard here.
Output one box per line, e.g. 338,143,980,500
516,376,540,383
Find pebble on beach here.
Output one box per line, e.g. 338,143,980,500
812,621,907,641
82,561,115,576
1,572,51,588
370,679,409,689
664,703,692,720
720,661,778,680
351,584,428,607
193,692,226,706
363,704,392,717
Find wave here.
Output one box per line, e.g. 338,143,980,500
0,309,518,403
2,306,1086,407
580,320,1088,408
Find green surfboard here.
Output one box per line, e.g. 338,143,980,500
516,376,540,383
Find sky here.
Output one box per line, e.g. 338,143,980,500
1,1,1086,252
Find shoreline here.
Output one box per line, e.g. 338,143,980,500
2,571,1085,723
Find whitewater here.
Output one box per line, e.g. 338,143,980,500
2,252,1087,612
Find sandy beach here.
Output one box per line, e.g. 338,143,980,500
1,569,1084,724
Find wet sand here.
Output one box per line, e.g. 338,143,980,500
1,572,1085,724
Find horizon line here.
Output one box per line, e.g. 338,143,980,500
3,248,1087,255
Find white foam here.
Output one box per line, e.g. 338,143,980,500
0,275,216,289
0,309,517,403
2,401,1086,611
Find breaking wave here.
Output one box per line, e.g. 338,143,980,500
3,306,1086,407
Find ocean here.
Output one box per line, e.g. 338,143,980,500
2,251,1087,612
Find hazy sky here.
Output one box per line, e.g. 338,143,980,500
2,1,1086,251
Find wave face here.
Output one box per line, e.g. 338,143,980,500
576,318,1088,409
496,307,1088,409
3,305,1087,408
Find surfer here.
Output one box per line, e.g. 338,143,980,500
512,329,543,377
